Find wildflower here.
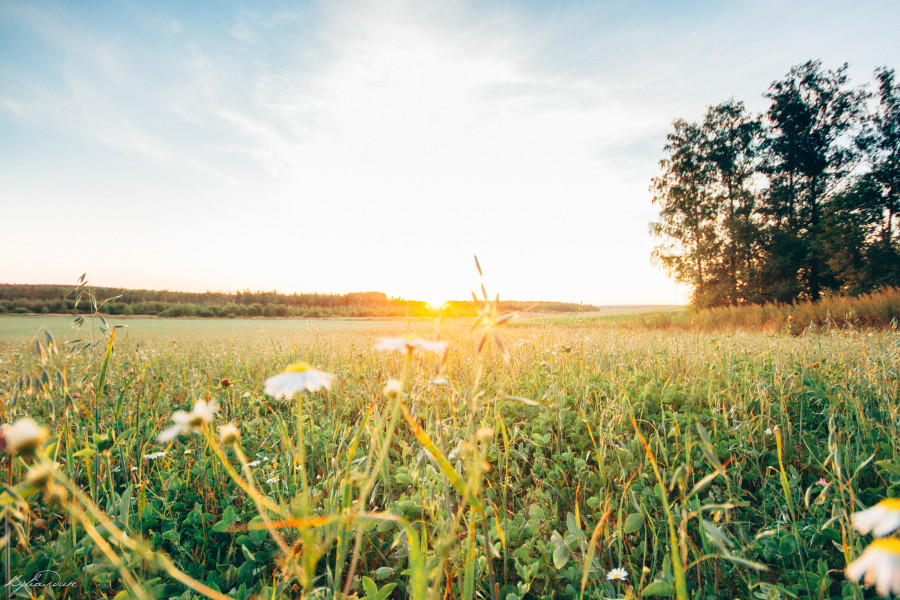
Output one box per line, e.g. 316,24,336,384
130,466,138,471
845,538,900,596
72,392,81,399
44,483,68,506
247,460,262,467
142,451,167,461
607,567,628,581
158,399,219,443
383,379,402,400
2,417,49,456
266,477,279,484
127,368,135,375
852,499,900,538
219,423,240,444
220,377,232,388
264,362,334,399
241,392,251,398
764,425,779,435
815,478,828,486
375,337,448,355
25,461,59,489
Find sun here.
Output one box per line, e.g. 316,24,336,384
425,297,448,310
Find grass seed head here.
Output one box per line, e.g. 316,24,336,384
219,422,241,444
383,378,402,400
25,461,59,489
2,417,49,457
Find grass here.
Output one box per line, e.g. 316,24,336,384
624,287,900,332
0,311,898,599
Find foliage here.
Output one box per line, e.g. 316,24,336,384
0,282,598,319
618,285,900,333
1,310,897,599
652,60,900,308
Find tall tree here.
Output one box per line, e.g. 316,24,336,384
650,119,722,307
855,67,900,288
758,60,865,301
701,100,762,303
651,103,761,307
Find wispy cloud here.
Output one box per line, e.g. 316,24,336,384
1,0,897,303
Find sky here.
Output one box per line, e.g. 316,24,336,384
1,0,899,307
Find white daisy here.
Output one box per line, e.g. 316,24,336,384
607,567,628,581
158,399,219,443
264,362,334,399
845,538,900,596
852,499,900,538
2,417,49,456
375,337,448,355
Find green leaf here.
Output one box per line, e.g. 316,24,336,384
552,543,569,569
240,544,256,562
118,485,134,525
248,516,266,544
623,512,644,534
362,577,378,599
876,459,900,476
642,581,673,596
376,583,397,600
779,535,798,556
566,512,581,536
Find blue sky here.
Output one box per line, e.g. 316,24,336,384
2,0,899,305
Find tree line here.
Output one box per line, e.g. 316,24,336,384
0,283,596,318
650,60,899,308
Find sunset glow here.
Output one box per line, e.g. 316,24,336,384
1,1,897,304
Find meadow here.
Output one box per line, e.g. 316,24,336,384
0,311,898,599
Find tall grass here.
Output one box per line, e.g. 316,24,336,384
626,287,900,332
0,310,898,599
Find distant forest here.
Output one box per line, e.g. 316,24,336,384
0,283,597,318
651,61,900,308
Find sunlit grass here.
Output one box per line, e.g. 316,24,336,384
1,309,898,599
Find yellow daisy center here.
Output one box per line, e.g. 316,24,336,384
877,498,900,511
870,538,900,555
286,362,312,373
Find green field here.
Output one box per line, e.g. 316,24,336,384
0,314,897,599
